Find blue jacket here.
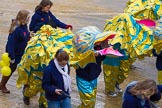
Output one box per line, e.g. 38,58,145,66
42,59,70,101
153,49,162,70
29,10,67,32
6,24,30,64
76,55,105,81
122,82,162,108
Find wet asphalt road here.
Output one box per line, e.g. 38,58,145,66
0,0,161,108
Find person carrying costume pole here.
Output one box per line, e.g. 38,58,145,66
76,42,105,108
29,0,73,33
152,18,162,85
103,43,130,97
0,10,30,93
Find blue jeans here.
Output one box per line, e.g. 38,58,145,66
48,98,71,108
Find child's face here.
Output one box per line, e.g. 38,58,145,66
58,60,68,67
21,15,30,25
42,5,51,13
25,15,30,24
142,89,155,99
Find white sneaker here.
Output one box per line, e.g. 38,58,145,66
115,84,123,93
107,91,117,97
115,88,123,93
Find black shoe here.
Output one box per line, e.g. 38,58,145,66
23,96,30,105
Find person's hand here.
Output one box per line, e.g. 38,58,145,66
66,25,73,30
30,31,35,37
55,89,62,95
94,51,100,56
10,59,15,64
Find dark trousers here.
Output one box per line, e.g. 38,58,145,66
10,62,17,75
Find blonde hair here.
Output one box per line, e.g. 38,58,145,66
9,10,30,33
129,79,157,96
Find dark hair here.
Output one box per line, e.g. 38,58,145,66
9,10,29,33
35,0,53,11
55,49,69,62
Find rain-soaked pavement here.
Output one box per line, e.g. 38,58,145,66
0,0,161,108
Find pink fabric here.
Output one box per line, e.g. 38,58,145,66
97,47,124,56
136,19,156,27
